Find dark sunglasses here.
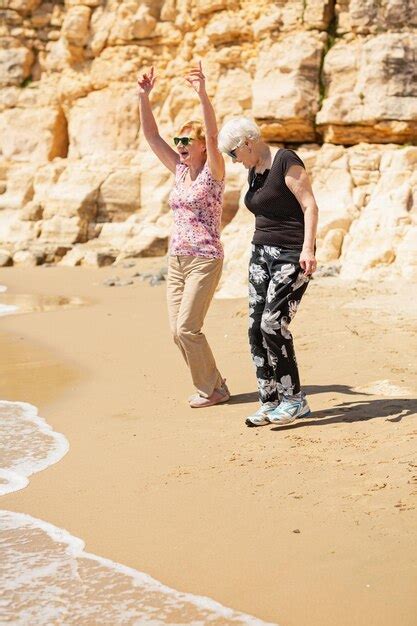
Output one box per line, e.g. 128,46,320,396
173,136,194,146
226,148,237,159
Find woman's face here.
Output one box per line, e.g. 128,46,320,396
175,127,206,166
231,140,258,169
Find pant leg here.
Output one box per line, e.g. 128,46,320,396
260,247,310,397
175,256,224,397
166,255,189,364
248,245,278,404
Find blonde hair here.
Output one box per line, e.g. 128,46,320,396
177,119,205,142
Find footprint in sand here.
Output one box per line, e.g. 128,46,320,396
369,483,387,492
394,500,415,512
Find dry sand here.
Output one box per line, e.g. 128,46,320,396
1,263,417,626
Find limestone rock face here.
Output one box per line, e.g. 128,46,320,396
253,32,325,142
340,147,417,280
317,33,417,144
6,1,42,12
67,88,140,159
61,6,92,47
0,45,34,87
0,105,68,162
0,0,415,290
337,0,417,34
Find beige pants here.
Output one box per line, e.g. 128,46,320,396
167,255,223,397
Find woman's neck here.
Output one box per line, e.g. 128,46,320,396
188,158,206,180
254,142,272,173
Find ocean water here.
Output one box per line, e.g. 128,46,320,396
0,352,276,624
0,283,18,317
0,303,19,316
0,510,276,626
0,401,69,496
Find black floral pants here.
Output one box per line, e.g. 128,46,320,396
248,244,310,403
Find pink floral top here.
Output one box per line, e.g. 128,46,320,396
168,162,224,258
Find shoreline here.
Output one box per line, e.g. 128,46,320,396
1,265,416,625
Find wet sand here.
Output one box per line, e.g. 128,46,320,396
1,264,417,626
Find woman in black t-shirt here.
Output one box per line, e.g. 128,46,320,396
218,117,319,427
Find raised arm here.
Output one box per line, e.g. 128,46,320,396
137,67,179,174
285,165,319,276
185,62,225,182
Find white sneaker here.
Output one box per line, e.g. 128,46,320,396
245,402,279,427
268,395,311,425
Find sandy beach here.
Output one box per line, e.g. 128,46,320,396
1,263,417,626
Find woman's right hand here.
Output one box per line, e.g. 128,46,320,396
137,67,156,96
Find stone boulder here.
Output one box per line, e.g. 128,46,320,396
0,163,36,210
217,191,254,299
133,150,173,218
0,209,41,246
0,44,34,88
67,88,140,159
336,0,417,34
97,167,141,223
214,68,252,121
98,215,169,260
13,249,44,266
303,144,355,242
252,32,325,142
317,33,417,144
61,5,92,47
0,250,13,267
107,2,157,45
39,215,87,245
340,146,417,279
0,105,68,163
41,164,107,223
6,0,42,13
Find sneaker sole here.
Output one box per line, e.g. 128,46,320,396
245,418,270,427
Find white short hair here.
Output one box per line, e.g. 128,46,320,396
218,117,261,154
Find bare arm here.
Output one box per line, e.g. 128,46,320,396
285,164,319,275
137,68,179,174
185,62,225,182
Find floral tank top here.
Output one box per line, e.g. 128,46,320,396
168,161,224,259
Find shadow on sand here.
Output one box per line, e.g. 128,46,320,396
227,385,417,431
229,384,369,406
270,398,417,432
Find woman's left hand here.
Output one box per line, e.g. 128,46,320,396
299,249,317,276
185,61,206,96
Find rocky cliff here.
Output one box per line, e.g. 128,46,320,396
0,0,416,295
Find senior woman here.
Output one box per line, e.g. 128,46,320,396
137,63,229,408
218,118,318,427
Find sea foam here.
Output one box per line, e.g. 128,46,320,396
0,303,19,316
0,510,277,625
0,283,18,316
0,401,69,496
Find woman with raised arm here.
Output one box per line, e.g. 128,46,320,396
218,118,319,427
137,63,229,408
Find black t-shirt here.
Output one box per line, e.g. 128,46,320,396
244,148,305,248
